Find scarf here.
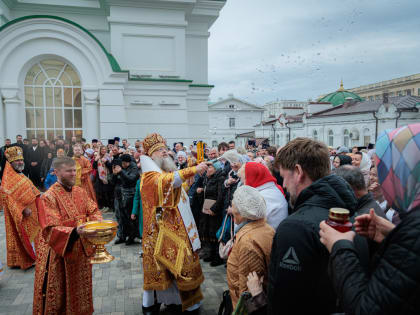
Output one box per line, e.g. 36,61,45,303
375,123,420,213
98,154,110,184
359,152,372,172
245,162,285,196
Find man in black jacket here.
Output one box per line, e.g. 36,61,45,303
263,138,369,314
334,165,386,218
110,154,139,245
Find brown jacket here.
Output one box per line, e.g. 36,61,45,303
227,219,275,308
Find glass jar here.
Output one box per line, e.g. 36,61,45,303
326,208,352,233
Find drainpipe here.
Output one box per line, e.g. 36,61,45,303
395,110,402,128
372,111,379,142
286,122,291,142
271,123,276,145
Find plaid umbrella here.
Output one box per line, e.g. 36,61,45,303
375,123,420,213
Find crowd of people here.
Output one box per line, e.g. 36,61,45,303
0,123,419,314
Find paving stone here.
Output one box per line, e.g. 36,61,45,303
0,211,228,314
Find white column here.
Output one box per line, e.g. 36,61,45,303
83,89,100,141
1,88,22,139
0,96,4,143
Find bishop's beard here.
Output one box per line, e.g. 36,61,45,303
152,156,178,172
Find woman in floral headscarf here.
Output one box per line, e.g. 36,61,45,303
319,123,420,314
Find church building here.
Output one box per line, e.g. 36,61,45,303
0,0,225,145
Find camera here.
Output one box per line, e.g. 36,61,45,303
231,173,239,180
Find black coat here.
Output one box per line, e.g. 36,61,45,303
203,170,226,215
109,162,139,197
199,170,226,241
222,170,239,216
329,207,420,315
356,192,387,218
267,174,370,315
40,157,53,180
27,146,43,185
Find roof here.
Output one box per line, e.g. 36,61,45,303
209,96,264,110
318,81,363,106
236,131,255,138
311,95,420,117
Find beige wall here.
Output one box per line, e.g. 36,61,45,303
349,74,420,101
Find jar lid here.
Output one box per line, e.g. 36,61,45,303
329,208,350,222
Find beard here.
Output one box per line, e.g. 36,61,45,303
11,162,25,173
153,156,178,172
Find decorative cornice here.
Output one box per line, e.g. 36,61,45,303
189,84,214,88
0,15,126,73
129,77,192,83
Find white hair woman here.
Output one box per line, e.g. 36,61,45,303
227,185,275,309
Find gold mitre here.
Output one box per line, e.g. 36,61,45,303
142,133,167,156
5,146,24,163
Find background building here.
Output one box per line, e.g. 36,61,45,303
208,94,264,147
349,73,420,101
0,0,225,145
263,99,307,120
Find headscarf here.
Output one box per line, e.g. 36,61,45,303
208,159,223,172
375,123,420,213
337,146,350,154
245,162,285,196
336,154,352,166
176,151,187,159
232,185,267,221
359,152,372,172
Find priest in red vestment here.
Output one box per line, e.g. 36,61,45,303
72,144,97,204
0,146,40,270
33,157,102,315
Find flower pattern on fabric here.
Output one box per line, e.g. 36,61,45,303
140,166,204,310
0,161,40,269
33,183,102,315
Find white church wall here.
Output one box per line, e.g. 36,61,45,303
123,80,190,144
109,6,186,77
186,86,211,143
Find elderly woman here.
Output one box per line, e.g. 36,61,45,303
237,162,287,231
227,185,275,309
319,123,420,314
197,159,226,266
176,150,188,169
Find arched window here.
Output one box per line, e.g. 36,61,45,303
328,130,334,147
24,59,82,140
343,129,350,147
313,129,318,141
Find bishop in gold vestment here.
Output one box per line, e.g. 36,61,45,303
0,146,40,270
140,133,208,313
33,157,102,315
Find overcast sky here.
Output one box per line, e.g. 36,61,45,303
208,0,420,105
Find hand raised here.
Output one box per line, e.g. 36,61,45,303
354,209,395,243
196,162,208,175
